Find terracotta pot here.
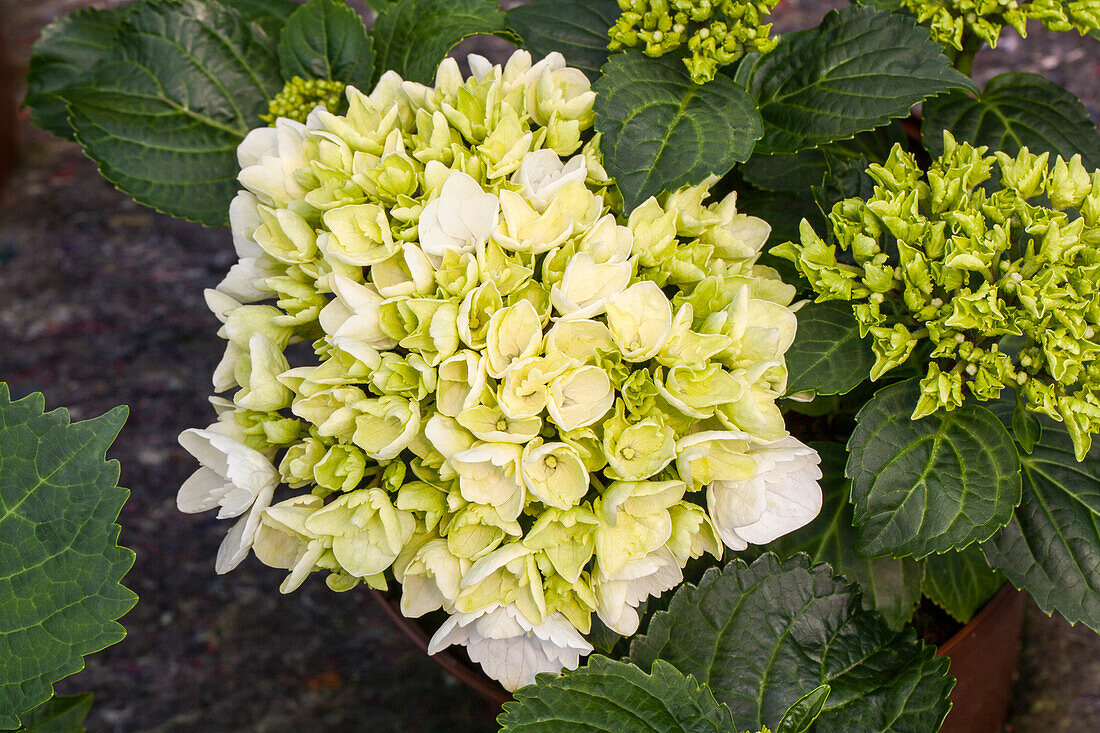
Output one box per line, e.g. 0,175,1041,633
936,584,1027,733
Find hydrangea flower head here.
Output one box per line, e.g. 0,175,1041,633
775,132,1100,460
179,50,819,690
608,0,782,84
900,0,1100,52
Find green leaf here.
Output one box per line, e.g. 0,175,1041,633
740,124,907,193
278,0,374,89
62,0,283,227
506,0,620,82
1012,397,1041,455
922,73,1100,169
595,51,762,211
734,5,975,155
737,186,824,255
785,302,875,397
0,386,135,729
775,685,830,733
370,0,509,85
847,378,1022,558
982,416,1100,632
498,657,735,732
740,150,829,194
630,554,954,732
23,7,128,140
764,442,924,630
14,694,93,733
921,545,1004,624
221,0,300,36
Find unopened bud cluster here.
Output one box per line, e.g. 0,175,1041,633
608,0,781,84
774,132,1100,460
263,76,348,124
901,0,1100,51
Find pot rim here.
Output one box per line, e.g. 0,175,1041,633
936,582,1022,657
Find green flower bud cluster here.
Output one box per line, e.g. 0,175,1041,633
900,0,1100,51
262,76,348,124
607,0,781,84
774,132,1100,460
180,51,819,688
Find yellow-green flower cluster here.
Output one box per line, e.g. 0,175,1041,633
262,76,348,124
901,0,1100,51
608,0,781,84
180,50,821,691
774,132,1100,460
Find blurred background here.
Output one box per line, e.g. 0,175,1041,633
0,1,1098,730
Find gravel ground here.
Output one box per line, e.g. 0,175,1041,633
0,1,1098,731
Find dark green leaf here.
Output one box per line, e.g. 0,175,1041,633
0,386,135,729
370,0,509,85
847,379,1022,558
595,51,762,211
764,442,924,630
15,694,93,733
498,657,735,732
922,545,1004,624
1012,398,1041,455
785,302,875,397
23,7,128,139
630,554,953,732
741,124,907,193
506,0,620,82
776,685,830,733
983,416,1100,632
922,73,1100,169
734,5,975,155
737,186,824,256
278,0,374,89
62,0,283,226
221,0,300,36
740,150,829,193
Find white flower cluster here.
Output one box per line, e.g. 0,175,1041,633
177,50,822,691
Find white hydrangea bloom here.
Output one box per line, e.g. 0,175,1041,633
595,546,682,636
177,428,279,573
419,169,499,266
428,605,593,691
182,49,817,684
708,437,823,550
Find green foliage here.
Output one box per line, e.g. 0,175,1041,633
506,0,620,81
983,415,1100,631
369,0,511,85
630,554,954,732
922,545,1005,623
13,694,92,733
23,7,128,139
734,5,976,155
278,0,374,89
923,73,1100,169
0,386,135,730
775,686,830,733
847,379,1021,558
763,443,925,630
785,302,876,397
594,51,761,211
220,0,300,36
60,0,283,227
498,657,735,732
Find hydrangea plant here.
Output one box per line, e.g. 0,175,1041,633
18,0,1100,730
